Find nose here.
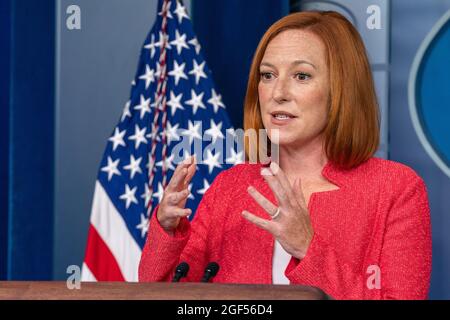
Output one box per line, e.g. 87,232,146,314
272,76,291,104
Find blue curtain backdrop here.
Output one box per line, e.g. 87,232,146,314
0,0,11,281
1,0,55,280
192,0,289,129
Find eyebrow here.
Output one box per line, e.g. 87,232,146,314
260,59,317,70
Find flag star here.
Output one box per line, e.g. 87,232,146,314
154,62,162,80
131,79,136,86
189,60,207,85
121,100,132,122
123,155,143,179
197,179,210,195
186,183,194,200
158,1,173,19
101,157,121,181
205,119,224,143
152,182,165,202
156,153,175,171
181,120,202,145
185,89,206,114
164,121,181,144
170,30,189,55
226,147,244,165
134,94,151,119
174,1,189,24
119,184,138,209
166,91,184,116
168,61,188,85
144,34,157,59
208,89,226,113
145,123,162,142
203,149,222,174
141,184,152,208
188,37,201,55
129,124,148,149
139,65,155,89
156,31,172,50
136,213,149,238
108,128,126,151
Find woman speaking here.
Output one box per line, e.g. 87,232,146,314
138,11,431,300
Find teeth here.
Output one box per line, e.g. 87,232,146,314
274,114,291,119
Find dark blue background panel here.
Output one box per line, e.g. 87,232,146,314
0,0,11,281
7,0,55,280
192,0,289,129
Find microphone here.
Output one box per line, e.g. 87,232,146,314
172,262,190,282
201,262,220,283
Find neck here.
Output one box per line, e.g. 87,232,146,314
274,136,328,181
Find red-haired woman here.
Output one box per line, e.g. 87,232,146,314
138,11,432,300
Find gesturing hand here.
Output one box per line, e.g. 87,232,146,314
241,161,314,260
156,155,197,233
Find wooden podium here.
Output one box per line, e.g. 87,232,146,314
0,282,330,300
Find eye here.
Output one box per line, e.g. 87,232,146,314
260,72,274,81
296,72,311,81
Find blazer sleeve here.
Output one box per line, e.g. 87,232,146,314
285,174,432,300
138,170,228,282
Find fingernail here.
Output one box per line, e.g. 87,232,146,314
183,156,191,164
261,168,272,176
270,162,279,174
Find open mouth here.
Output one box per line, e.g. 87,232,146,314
270,111,297,120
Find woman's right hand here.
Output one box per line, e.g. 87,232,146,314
156,155,197,233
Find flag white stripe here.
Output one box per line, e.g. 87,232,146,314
81,262,97,282
90,181,142,281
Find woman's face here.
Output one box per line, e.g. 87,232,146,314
258,29,330,148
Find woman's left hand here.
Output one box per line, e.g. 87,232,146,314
241,161,314,260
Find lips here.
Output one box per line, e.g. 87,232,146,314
270,111,297,119
270,112,297,126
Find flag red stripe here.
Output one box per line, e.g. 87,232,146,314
84,224,125,281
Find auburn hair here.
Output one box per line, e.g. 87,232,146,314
243,11,380,169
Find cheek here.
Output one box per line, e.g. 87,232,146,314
258,82,271,109
299,84,329,117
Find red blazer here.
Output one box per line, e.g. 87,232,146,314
138,157,432,300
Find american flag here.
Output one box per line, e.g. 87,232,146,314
81,0,242,281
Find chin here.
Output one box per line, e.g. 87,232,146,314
267,131,300,146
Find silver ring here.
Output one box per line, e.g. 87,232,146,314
272,207,281,219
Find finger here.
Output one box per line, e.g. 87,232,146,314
293,177,307,208
167,157,192,192
167,167,188,192
241,210,275,234
166,189,190,205
247,185,278,217
260,167,290,207
269,162,297,206
170,207,192,217
183,155,197,187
